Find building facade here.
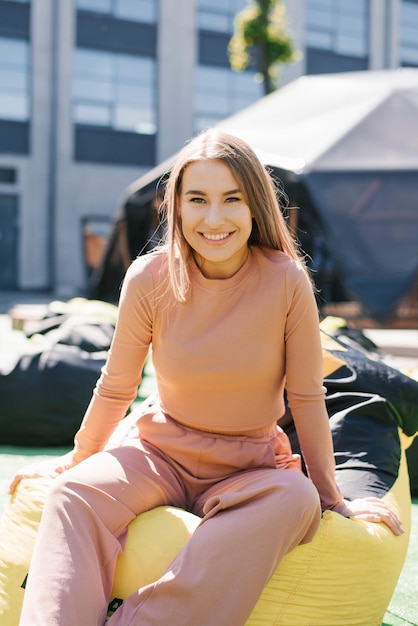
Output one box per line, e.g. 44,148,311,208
0,0,417,295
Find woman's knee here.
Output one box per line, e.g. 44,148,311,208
282,472,322,541
47,450,130,510
270,470,320,507
44,467,94,515
290,471,321,508
44,467,136,540
44,452,122,516
267,471,321,531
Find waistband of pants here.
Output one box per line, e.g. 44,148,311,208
138,397,280,441
166,415,279,440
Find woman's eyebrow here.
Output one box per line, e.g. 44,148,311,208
223,188,241,195
184,188,241,196
184,189,207,196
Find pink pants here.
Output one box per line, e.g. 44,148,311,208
19,410,321,626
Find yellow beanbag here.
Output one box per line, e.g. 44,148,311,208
0,476,51,626
109,440,411,625
0,438,410,626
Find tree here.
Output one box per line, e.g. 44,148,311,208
228,0,298,95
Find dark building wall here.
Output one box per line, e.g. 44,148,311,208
75,125,156,166
0,1,30,39
76,11,156,56
307,48,368,74
0,120,29,155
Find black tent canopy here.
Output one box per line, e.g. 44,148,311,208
91,69,418,317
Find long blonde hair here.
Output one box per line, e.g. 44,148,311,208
161,129,307,302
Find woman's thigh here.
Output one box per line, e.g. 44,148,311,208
194,466,320,536
50,441,187,536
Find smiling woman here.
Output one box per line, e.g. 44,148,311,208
9,129,404,626
162,129,302,303
179,159,253,279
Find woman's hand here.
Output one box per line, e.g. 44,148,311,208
8,450,79,495
335,497,405,536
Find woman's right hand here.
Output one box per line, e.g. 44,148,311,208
8,450,81,495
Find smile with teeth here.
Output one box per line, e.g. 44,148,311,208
201,232,232,241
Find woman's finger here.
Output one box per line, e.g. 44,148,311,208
346,498,405,535
7,456,73,495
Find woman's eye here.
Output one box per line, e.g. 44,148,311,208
190,197,205,204
226,196,240,203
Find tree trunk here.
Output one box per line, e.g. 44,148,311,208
258,0,274,94
258,43,274,95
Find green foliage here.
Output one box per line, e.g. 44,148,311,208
228,0,298,93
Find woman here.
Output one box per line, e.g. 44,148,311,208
12,130,403,626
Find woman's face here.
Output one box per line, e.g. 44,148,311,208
178,159,252,279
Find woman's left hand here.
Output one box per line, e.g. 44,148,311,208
334,497,405,536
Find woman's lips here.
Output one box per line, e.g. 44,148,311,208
200,232,233,241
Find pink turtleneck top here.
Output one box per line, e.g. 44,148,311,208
74,246,343,510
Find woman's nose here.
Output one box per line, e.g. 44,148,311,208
204,203,225,227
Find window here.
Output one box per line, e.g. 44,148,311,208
194,65,263,132
73,48,156,134
76,0,157,23
195,0,262,130
400,1,418,65
306,0,368,58
0,37,30,121
197,0,248,33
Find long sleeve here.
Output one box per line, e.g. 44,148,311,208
284,267,344,511
73,258,154,461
